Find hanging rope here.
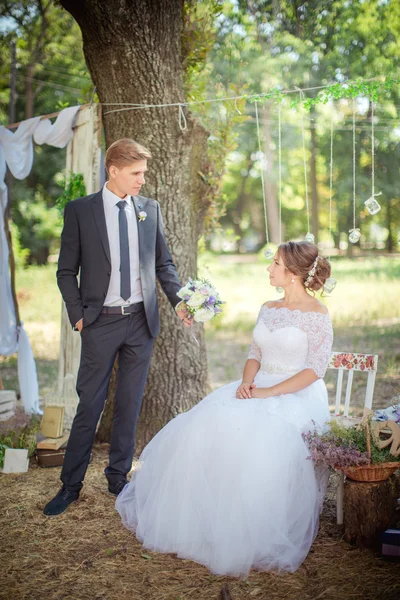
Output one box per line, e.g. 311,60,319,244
348,99,361,244
278,103,282,243
323,112,337,294
254,101,269,245
371,101,375,198
363,100,382,215
100,75,386,116
329,114,334,258
297,88,310,236
352,101,356,232
178,104,187,131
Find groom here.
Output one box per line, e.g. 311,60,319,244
44,139,190,516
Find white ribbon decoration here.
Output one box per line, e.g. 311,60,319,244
0,106,80,413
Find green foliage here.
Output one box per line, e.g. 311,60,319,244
9,220,29,268
0,408,41,468
207,0,400,250
56,171,87,211
328,420,399,465
12,190,63,265
182,0,221,99
0,1,89,124
182,1,249,231
250,79,398,109
1,2,90,264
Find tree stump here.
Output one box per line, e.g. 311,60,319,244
344,475,400,548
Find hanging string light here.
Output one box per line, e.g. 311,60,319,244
349,100,361,244
364,101,382,215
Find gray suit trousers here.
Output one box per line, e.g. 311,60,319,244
61,302,154,492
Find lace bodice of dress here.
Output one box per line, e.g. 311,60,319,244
248,305,333,378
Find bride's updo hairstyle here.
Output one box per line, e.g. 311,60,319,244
278,241,331,292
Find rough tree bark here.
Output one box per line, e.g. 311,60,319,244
344,476,400,548
60,0,211,452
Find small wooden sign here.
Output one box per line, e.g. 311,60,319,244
40,406,65,438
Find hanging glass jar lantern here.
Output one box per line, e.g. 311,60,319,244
323,277,337,294
264,247,275,260
348,228,361,244
305,232,315,243
364,192,382,215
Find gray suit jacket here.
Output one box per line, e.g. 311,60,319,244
57,190,182,337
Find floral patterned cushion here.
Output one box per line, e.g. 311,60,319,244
328,352,376,371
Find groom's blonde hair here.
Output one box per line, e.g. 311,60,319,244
105,138,152,175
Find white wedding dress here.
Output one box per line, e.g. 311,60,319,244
116,305,333,576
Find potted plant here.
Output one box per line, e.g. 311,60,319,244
0,408,41,474
302,418,400,482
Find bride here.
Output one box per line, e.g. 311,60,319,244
116,241,333,576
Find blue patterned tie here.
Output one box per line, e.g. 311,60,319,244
117,201,131,301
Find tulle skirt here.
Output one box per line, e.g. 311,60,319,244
116,371,330,576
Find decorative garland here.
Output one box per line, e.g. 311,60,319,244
250,77,398,110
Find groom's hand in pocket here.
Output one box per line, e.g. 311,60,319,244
75,318,83,332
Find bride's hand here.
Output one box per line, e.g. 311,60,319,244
236,382,255,399
250,387,269,399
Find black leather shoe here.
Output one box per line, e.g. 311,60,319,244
108,480,128,496
43,487,79,516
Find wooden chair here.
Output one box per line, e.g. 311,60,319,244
326,351,379,525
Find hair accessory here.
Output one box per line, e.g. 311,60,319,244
305,256,319,287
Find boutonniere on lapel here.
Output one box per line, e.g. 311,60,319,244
137,204,147,222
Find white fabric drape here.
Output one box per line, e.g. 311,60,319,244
0,106,80,413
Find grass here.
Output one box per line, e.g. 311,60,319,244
199,252,400,411
1,255,400,600
1,254,399,413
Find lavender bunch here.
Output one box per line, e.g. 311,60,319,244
302,430,371,468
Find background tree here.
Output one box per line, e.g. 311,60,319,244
0,0,90,264
208,0,400,253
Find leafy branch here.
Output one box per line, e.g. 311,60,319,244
249,78,398,110
56,171,87,211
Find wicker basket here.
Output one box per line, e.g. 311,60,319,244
338,462,400,482
336,420,400,482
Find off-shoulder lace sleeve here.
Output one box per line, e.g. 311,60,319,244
305,313,333,378
247,306,263,363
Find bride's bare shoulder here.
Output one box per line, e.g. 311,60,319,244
262,300,282,309
307,298,329,315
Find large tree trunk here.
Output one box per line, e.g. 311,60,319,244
60,0,210,452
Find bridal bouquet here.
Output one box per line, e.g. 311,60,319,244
176,278,224,323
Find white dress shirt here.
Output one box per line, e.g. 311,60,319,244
102,182,143,306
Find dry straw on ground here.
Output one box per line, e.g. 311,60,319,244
1,445,399,600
